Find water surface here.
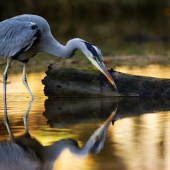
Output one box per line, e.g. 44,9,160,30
0,65,170,170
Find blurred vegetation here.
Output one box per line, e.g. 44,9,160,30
1,0,170,62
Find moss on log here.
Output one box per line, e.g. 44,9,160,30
42,64,170,98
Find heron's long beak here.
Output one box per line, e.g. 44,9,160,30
99,62,117,90
99,106,118,136
86,106,118,154
104,106,117,128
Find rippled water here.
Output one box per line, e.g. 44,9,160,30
0,65,170,170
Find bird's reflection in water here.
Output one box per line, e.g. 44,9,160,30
0,101,117,170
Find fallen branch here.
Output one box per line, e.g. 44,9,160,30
42,64,170,98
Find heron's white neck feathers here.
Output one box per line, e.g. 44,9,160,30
39,36,89,59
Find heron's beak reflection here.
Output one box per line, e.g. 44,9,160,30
99,62,117,90
87,107,117,153
102,107,117,133
92,107,117,141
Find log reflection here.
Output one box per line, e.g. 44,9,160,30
43,97,170,127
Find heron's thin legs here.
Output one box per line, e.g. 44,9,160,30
4,118,14,142
22,63,34,100
3,58,14,141
23,99,33,134
3,58,12,124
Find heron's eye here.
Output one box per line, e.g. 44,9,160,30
93,56,97,60
95,136,100,141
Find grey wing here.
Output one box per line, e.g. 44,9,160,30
0,20,41,58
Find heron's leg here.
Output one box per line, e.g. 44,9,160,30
4,117,14,142
3,57,12,124
23,99,33,134
22,62,34,100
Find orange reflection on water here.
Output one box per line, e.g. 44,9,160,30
116,65,170,78
0,65,170,169
111,111,170,170
54,150,95,170
0,72,46,99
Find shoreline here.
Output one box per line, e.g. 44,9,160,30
0,54,170,73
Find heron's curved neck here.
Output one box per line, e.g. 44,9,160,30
40,35,85,58
43,139,91,162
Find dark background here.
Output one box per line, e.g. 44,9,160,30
1,0,170,55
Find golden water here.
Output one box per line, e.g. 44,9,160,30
0,65,170,170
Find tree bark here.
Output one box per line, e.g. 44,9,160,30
42,64,170,98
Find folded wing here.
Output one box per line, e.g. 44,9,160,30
0,20,41,58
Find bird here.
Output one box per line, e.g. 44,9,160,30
0,14,117,122
0,107,117,170
0,14,117,99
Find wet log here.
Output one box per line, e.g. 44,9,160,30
42,64,170,98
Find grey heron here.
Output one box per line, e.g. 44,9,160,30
0,14,117,122
1,107,117,170
0,14,117,97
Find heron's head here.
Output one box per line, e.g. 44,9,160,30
85,108,117,154
82,41,117,90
